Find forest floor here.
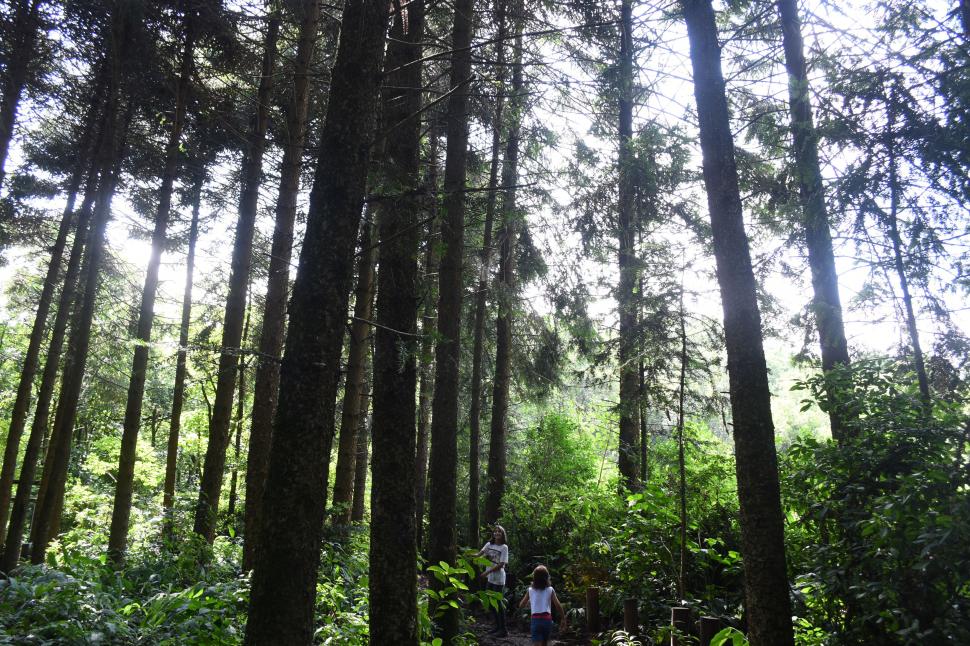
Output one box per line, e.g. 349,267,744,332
468,611,588,645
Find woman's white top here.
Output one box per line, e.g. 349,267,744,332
480,542,508,585
529,586,555,615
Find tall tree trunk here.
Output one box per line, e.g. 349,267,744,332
681,1,795,644
331,217,377,526
243,0,388,641
616,0,640,491
428,0,476,637
468,0,508,542
676,287,688,601
777,0,853,442
369,1,425,641
163,168,204,520
0,0,44,189
960,0,970,38
30,9,136,559
243,0,319,573
0,74,103,548
227,293,252,520
484,8,524,526
195,13,280,543
351,378,372,523
108,11,195,563
415,177,439,552
0,111,106,573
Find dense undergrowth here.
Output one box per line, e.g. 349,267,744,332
1,361,967,645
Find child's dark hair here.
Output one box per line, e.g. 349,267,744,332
531,565,550,590
492,525,507,545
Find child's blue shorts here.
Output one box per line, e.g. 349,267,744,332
530,617,553,641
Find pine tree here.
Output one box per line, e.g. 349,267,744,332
243,0,321,571
427,0,476,637
681,0,795,643
243,0,389,640
195,9,280,543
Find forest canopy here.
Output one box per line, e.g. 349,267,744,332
0,0,966,645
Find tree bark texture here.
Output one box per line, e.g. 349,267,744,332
616,0,640,491
331,217,377,526
0,75,103,548
195,14,280,543
428,0,476,637
468,0,508,542
163,169,204,517
681,1,795,644
109,12,195,562
484,8,523,526
369,2,425,641
243,0,319,573
777,0,853,441
0,0,45,189
243,0,388,641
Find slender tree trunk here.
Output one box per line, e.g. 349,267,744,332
428,0,476,637
415,182,439,552
195,14,280,543
108,12,195,563
681,2,795,644
616,0,640,491
885,108,930,405
331,217,377,526
484,9,524,526
638,272,649,484
0,0,44,189
960,0,970,39
163,168,204,520
243,0,388,641
469,0,508,542
676,287,688,601
351,379,372,523
243,0,319,572
777,0,853,441
227,356,246,518
227,294,252,521
30,12,135,559
369,2,425,640
0,112,106,574
0,75,103,548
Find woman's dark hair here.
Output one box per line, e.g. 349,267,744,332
531,565,550,590
492,525,507,545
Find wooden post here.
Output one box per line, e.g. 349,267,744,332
623,598,638,634
699,616,723,646
586,586,600,634
671,606,691,646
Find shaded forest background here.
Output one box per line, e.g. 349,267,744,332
0,0,967,644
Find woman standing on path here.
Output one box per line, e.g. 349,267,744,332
477,525,509,636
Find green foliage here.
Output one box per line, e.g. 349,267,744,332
0,544,248,645
711,626,749,646
784,361,970,644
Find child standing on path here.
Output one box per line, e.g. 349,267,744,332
477,525,509,637
518,565,566,646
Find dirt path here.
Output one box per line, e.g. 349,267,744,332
468,612,587,645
